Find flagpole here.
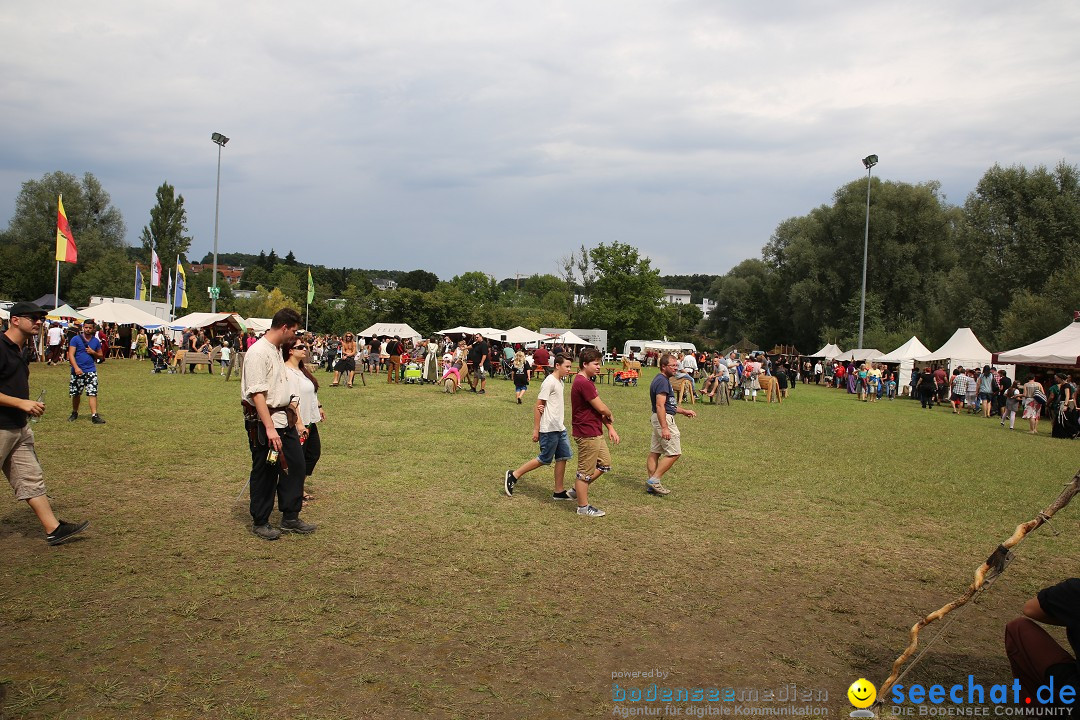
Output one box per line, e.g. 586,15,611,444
53,193,61,310
305,298,309,332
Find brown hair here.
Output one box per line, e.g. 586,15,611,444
554,353,572,367
578,348,601,366
282,338,319,392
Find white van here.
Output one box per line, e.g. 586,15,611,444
621,340,697,359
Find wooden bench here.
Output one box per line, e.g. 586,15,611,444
181,347,222,374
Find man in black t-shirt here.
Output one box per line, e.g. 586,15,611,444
468,333,489,394
1005,578,1080,707
0,302,89,545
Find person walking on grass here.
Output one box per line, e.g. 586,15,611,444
504,354,574,499
1,302,89,545
512,351,529,404
67,319,105,424
646,353,697,496
570,348,619,518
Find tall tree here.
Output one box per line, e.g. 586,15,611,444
0,171,126,301
139,181,192,270
578,242,664,347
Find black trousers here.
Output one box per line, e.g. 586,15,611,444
248,425,306,525
303,422,322,476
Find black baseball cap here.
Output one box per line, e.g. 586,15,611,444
8,301,47,318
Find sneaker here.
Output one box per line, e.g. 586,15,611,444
252,523,281,541
67,412,78,422
91,414,106,425
517,397,522,404
504,470,517,497
646,482,671,496
46,519,90,545
552,489,577,500
576,504,606,517
280,517,317,534
478,390,486,395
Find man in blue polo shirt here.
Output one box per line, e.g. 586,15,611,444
646,352,697,496
67,319,105,424
0,302,90,545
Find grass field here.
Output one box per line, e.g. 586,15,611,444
1,359,1078,719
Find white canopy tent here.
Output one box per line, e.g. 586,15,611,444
875,336,931,363
48,304,87,321
543,331,596,347
0,308,7,320
915,328,993,371
437,326,506,342
504,326,549,345
169,312,246,333
836,348,882,363
874,337,932,395
809,343,843,359
994,320,1080,369
359,322,423,344
82,302,166,328
245,317,272,333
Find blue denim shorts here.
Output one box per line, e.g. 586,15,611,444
537,429,572,465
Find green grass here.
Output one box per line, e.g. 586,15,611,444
1,360,1078,718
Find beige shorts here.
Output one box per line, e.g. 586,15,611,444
1,425,47,501
650,413,681,456
575,435,611,478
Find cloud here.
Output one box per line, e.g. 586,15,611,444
2,0,1079,280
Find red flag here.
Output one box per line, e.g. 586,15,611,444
55,195,77,263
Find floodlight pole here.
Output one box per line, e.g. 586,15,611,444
858,154,878,350
210,132,229,313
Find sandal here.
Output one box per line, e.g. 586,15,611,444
330,382,339,387
303,493,315,501
347,383,353,388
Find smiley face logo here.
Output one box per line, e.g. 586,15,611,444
847,678,876,709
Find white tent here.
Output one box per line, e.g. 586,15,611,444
809,343,843,359
504,326,549,345
994,320,1080,368
245,317,272,333
359,322,422,344
82,302,166,328
544,331,596,347
169,312,245,332
875,336,931,363
437,326,505,341
835,348,882,363
915,328,993,370
0,308,7,320
874,337,931,396
48,304,87,321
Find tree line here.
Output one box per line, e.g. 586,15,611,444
2,163,1076,352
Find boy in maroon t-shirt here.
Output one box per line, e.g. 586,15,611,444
569,348,619,517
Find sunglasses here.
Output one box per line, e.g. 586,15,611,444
292,345,308,351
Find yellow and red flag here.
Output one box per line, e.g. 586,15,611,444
55,195,77,263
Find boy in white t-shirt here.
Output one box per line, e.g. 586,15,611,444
219,342,232,375
504,354,574,499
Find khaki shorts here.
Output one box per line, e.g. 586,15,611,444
650,413,681,457
575,435,611,478
1,426,47,501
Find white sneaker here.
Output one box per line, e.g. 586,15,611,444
576,504,606,517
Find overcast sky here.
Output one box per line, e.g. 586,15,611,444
2,1,1078,282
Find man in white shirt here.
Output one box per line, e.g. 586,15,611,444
46,322,64,365
504,354,574,499
240,308,313,540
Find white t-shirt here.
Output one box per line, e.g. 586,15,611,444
537,373,566,433
286,367,320,426
680,355,698,373
48,326,63,346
